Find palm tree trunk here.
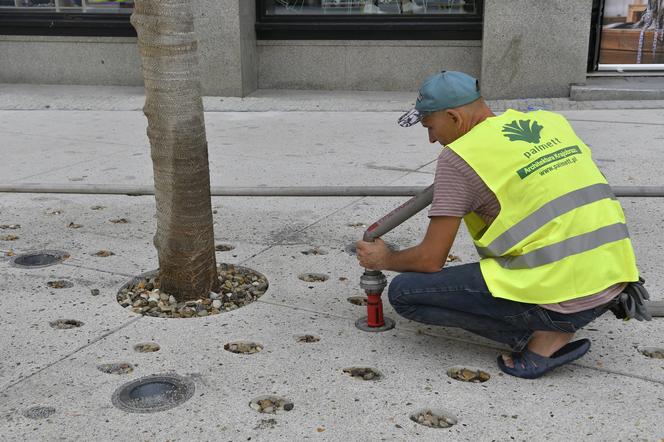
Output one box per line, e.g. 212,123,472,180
131,0,219,300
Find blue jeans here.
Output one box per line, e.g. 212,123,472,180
387,263,609,351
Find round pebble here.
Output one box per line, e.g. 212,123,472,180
343,367,382,381
639,347,664,359
447,367,491,383
296,335,320,343
410,410,457,429
49,319,83,329
97,363,134,375
47,280,73,289
249,397,293,414
134,343,160,353
224,342,263,354
298,273,329,282
347,296,368,306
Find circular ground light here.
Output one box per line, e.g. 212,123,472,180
447,367,491,383
347,296,368,306
134,343,160,353
49,319,83,329
224,341,263,354
296,334,320,343
98,363,135,375
343,367,382,381
345,242,399,256
22,406,56,419
298,273,329,283
111,374,195,413
47,280,74,289
638,347,664,359
11,250,69,269
249,396,294,414
410,409,457,429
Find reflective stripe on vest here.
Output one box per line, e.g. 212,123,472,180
494,222,630,269
475,182,616,258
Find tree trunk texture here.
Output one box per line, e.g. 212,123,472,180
131,0,219,300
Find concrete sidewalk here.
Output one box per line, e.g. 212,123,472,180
0,86,663,441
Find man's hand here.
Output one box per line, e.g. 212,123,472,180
356,237,391,270
355,216,462,273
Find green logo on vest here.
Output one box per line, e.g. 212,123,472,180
502,120,543,144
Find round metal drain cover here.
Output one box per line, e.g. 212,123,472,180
112,374,194,413
11,250,69,269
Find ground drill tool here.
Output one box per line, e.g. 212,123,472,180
355,185,663,328
356,185,435,332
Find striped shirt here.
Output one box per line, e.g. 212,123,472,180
428,148,623,314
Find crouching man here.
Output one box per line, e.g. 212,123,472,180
356,71,649,379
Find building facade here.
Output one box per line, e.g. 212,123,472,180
0,0,661,98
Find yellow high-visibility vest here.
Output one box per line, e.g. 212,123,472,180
447,109,639,304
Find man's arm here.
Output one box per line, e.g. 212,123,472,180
356,216,461,273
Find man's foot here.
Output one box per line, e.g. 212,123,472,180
497,339,591,379
502,330,574,368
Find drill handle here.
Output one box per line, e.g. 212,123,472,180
362,184,434,242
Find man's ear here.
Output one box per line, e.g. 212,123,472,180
446,109,462,127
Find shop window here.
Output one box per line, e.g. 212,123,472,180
597,0,663,68
256,0,483,40
0,0,135,36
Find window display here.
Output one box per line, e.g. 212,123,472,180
264,0,476,16
257,0,483,39
599,0,663,65
0,0,133,13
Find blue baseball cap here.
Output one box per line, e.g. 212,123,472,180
398,71,481,127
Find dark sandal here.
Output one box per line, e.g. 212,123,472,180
497,339,591,379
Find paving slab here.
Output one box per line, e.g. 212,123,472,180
0,132,139,184
0,267,137,391
3,111,438,188
0,300,662,441
0,110,148,150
